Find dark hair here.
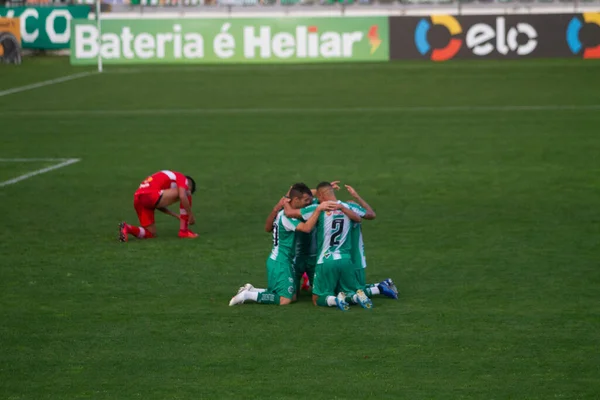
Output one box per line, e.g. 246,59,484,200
186,175,196,194
316,181,333,191
289,182,312,199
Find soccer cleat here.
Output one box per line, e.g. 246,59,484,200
237,283,254,294
301,272,311,292
119,222,128,242
178,230,199,239
384,278,399,296
335,292,350,311
229,289,248,306
378,280,398,300
355,289,374,309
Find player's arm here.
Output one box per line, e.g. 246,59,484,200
265,197,288,232
345,185,376,220
283,200,303,219
296,201,337,233
157,207,180,220
335,203,362,222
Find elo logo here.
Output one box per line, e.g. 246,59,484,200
567,13,600,59
415,15,462,61
415,15,538,61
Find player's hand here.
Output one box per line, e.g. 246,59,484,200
330,181,341,191
345,185,359,198
318,201,339,211
277,196,289,209
189,214,196,225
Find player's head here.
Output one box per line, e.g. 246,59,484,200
185,175,196,194
316,181,335,202
289,182,313,209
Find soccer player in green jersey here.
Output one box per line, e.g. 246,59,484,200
297,181,341,293
343,185,398,300
287,182,371,311
229,184,337,306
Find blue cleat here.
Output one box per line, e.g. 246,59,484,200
384,278,399,296
335,292,350,311
355,289,373,309
378,280,398,300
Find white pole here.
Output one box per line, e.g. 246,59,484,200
96,0,103,73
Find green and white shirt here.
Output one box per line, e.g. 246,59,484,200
300,200,358,264
346,203,368,268
270,210,301,264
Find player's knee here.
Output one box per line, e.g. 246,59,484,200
312,295,318,306
279,297,292,306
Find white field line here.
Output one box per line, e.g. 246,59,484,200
0,158,76,162
102,61,600,74
0,158,81,188
0,104,599,117
0,72,96,98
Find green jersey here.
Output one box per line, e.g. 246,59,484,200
300,200,356,264
347,203,367,268
269,210,301,264
294,198,319,263
294,230,317,259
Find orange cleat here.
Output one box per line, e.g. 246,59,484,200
178,230,198,239
119,222,128,242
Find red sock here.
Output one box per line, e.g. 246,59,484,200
179,215,189,232
179,195,192,232
126,224,154,239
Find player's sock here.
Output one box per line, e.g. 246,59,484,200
316,296,337,307
365,287,380,296
248,287,266,293
179,194,192,231
127,225,154,239
256,292,280,305
180,214,189,231
243,291,258,302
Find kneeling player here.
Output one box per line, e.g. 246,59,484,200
119,170,198,241
229,184,337,306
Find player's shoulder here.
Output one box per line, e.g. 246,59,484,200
339,200,367,217
160,170,186,178
337,200,352,209
301,203,318,213
279,209,299,221
280,212,301,229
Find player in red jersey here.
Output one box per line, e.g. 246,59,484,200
119,170,198,241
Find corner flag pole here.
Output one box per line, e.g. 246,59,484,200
96,0,102,73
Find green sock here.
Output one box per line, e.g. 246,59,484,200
257,292,280,305
364,287,374,297
316,296,330,307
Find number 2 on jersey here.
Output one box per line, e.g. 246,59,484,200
330,219,344,247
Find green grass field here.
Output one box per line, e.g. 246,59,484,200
1,57,600,399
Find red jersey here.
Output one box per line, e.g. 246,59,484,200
137,170,188,193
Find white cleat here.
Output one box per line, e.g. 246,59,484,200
237,283,254,294
229,289,248,306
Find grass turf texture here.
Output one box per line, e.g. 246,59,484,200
1,57,599,399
